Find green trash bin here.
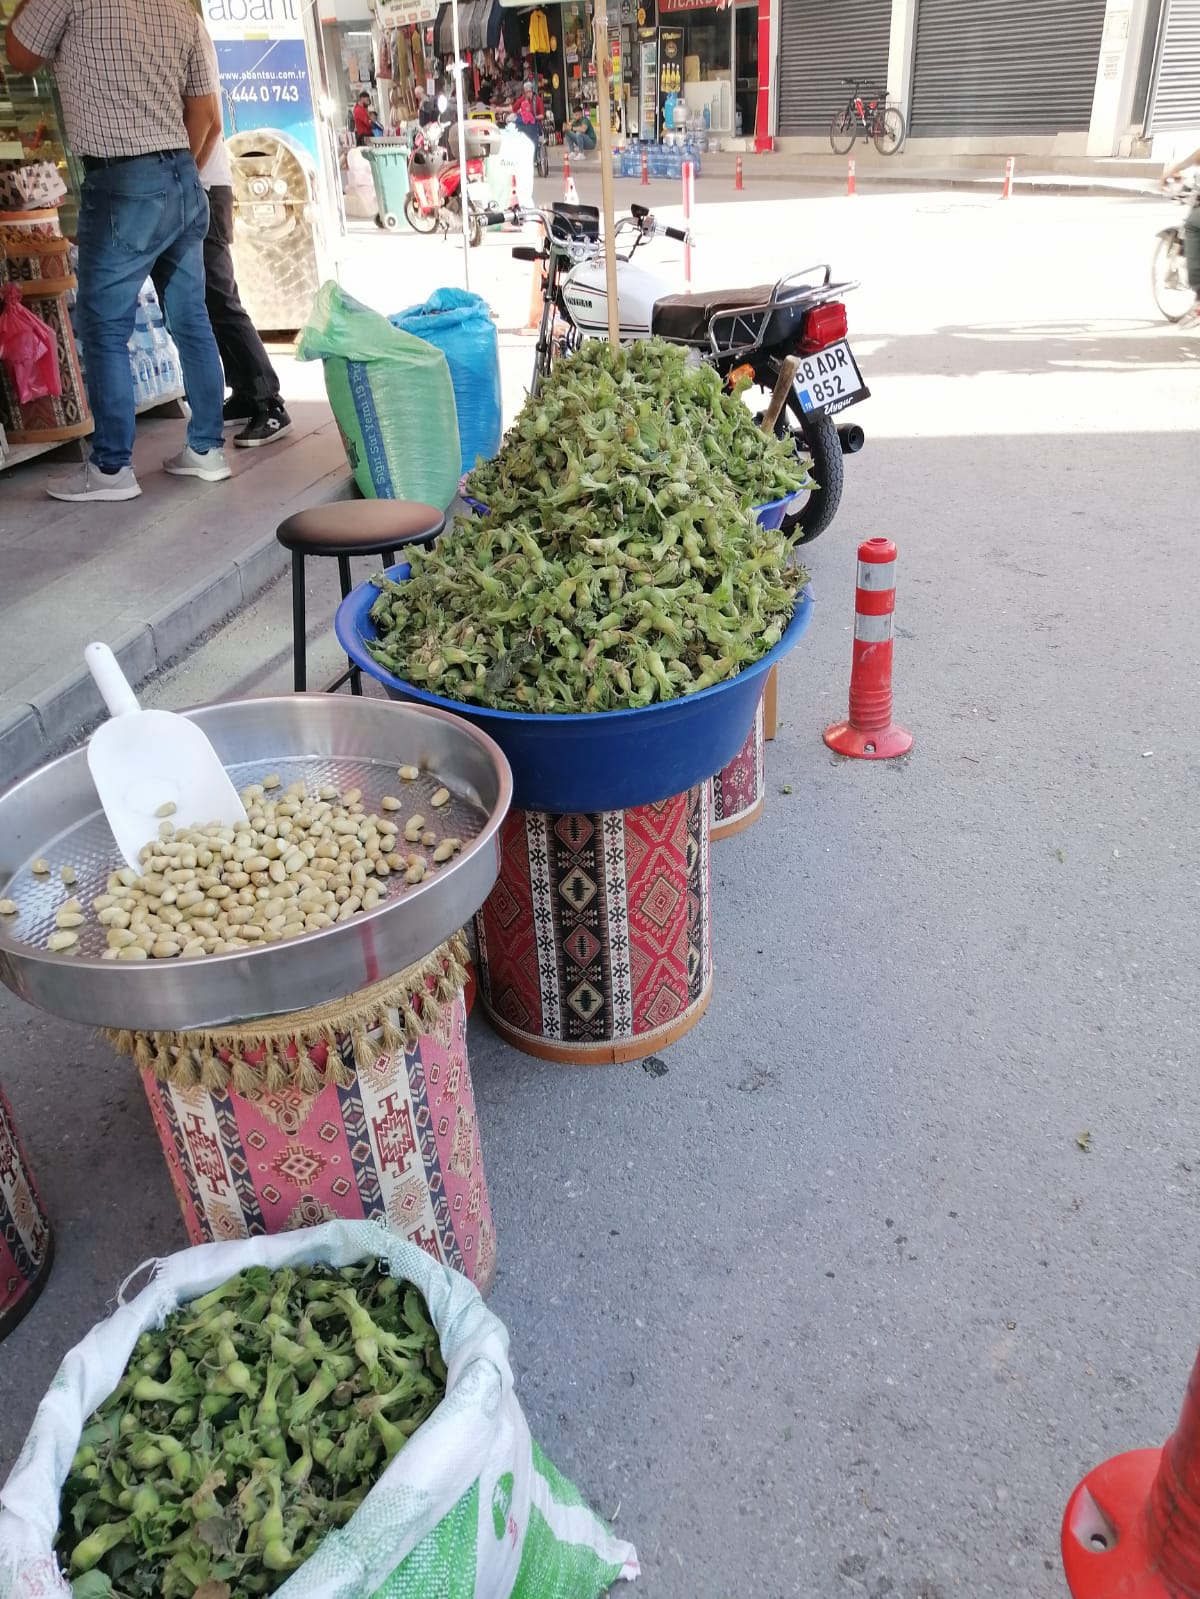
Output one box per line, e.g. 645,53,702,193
361,140,411,231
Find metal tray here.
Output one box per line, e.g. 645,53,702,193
0,696,512,1032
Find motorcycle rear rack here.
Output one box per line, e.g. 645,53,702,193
706,266,859,359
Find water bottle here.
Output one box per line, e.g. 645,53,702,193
155,328,180,396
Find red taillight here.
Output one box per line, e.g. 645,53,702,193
798,301,848,352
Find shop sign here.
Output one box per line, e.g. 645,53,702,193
374,0,438,26
201,0,319,165
659,0,731,11
658,26,682,94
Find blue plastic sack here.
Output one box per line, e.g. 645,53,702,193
390,288,502,471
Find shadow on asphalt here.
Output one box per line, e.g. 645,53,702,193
857,318,1200,376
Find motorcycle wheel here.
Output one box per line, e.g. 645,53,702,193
1151,233,1194,321
753,360,844,543
403,194,438,234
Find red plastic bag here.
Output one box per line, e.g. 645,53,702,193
0,283,61,403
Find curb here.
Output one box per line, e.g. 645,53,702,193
0,473,358,793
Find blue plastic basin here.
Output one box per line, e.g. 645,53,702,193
335,575,814,814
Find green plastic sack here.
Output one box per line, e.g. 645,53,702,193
0,1221,639,1599
298,281,462,504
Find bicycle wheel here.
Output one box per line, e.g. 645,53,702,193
873,105,905,155
1152,233,1195,321
829,109,857,156
536,140,549,178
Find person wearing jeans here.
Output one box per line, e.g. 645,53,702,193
195,26,291,448
564,109,596,159
6,0,230,501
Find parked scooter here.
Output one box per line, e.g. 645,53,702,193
404,100,490,247
509,201,868,542
1153,178,1198,322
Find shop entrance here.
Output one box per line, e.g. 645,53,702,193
734,2,757,140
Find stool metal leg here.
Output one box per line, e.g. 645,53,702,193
337,555,362,695
291,553,306,693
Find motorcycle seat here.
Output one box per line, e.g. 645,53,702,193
651,285,775,345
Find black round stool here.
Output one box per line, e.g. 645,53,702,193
276,500,445,693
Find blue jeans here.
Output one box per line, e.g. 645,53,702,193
75,150,225,473
565,131,595,155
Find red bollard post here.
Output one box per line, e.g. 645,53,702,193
682,159,694,289
641,149,649,186
824,537,913,759
502,173,521,232
735,155,744,191
1063,1347,1200,1598
847,157,856,196
1001,155,1015,199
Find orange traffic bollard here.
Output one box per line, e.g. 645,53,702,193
563,155,579,205
735,155,743,191
1001,155,1015,199
824,537,912,759
502,172,520,232
1063,1346,1200,1597
847,157,856,196
641,148,649,186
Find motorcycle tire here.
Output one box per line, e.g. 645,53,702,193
1151,233,1194,322
754,361,844,542
403,194,438,234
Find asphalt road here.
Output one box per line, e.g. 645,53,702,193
2,186,1199,1599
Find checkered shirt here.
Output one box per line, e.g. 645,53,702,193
9,0,216,159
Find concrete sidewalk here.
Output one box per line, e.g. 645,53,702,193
0,386,351,789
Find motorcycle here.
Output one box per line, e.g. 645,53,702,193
404,111,491,247
509,200,868,542
1153,179,1198,322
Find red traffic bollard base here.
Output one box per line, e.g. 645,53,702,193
824,536,912,760
1063,1348,1200,1599
735,155,744,191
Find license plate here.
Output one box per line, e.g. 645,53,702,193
794,340,868,417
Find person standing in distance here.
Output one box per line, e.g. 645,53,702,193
194,24,292,447
352,92,374,146
5,0,229,501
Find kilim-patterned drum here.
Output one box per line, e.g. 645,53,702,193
114,939,496,1293
711,696,766,840
0,234,91,444
0,1085,53,1342
474,784,713,1064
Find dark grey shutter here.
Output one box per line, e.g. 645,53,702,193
909,0,1106,134
777,0,891,135
1146,0,1200,131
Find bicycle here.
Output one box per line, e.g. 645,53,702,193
1153,178,1198,321
829,78,905,156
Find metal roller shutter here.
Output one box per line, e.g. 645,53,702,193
909,0,1106,135
777,0,891,135
1146,0,1200,131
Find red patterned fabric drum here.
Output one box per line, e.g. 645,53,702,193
710,696,766,841
112,938,496,1293
474,785,713,1065
0,1085,53,1341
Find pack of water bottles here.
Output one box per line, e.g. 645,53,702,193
619,140,703,180
127,279,184,408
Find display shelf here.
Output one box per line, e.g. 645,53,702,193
0,391,186,471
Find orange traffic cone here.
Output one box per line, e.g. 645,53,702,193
502,172,520,232
563,154,579,205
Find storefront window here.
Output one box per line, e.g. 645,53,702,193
561,0,597,119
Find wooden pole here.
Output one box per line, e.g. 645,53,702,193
592,0,620,345
760,354,800,434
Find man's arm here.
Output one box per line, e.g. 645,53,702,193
1163,146,1200,184
184,93,222,165
4,0,65,75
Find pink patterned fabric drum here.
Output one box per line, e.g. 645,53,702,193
710,696,766,841
0,1085,53,1341
475,785,713,1065
112,937,495,1293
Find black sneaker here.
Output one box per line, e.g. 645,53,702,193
234,404,292,448
223,396,254,426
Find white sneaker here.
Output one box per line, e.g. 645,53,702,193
47,462,141,502
163,444,232,482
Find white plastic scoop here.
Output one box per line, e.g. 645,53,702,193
85,642,248,869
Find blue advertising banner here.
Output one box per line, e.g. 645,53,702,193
213,36,318,164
